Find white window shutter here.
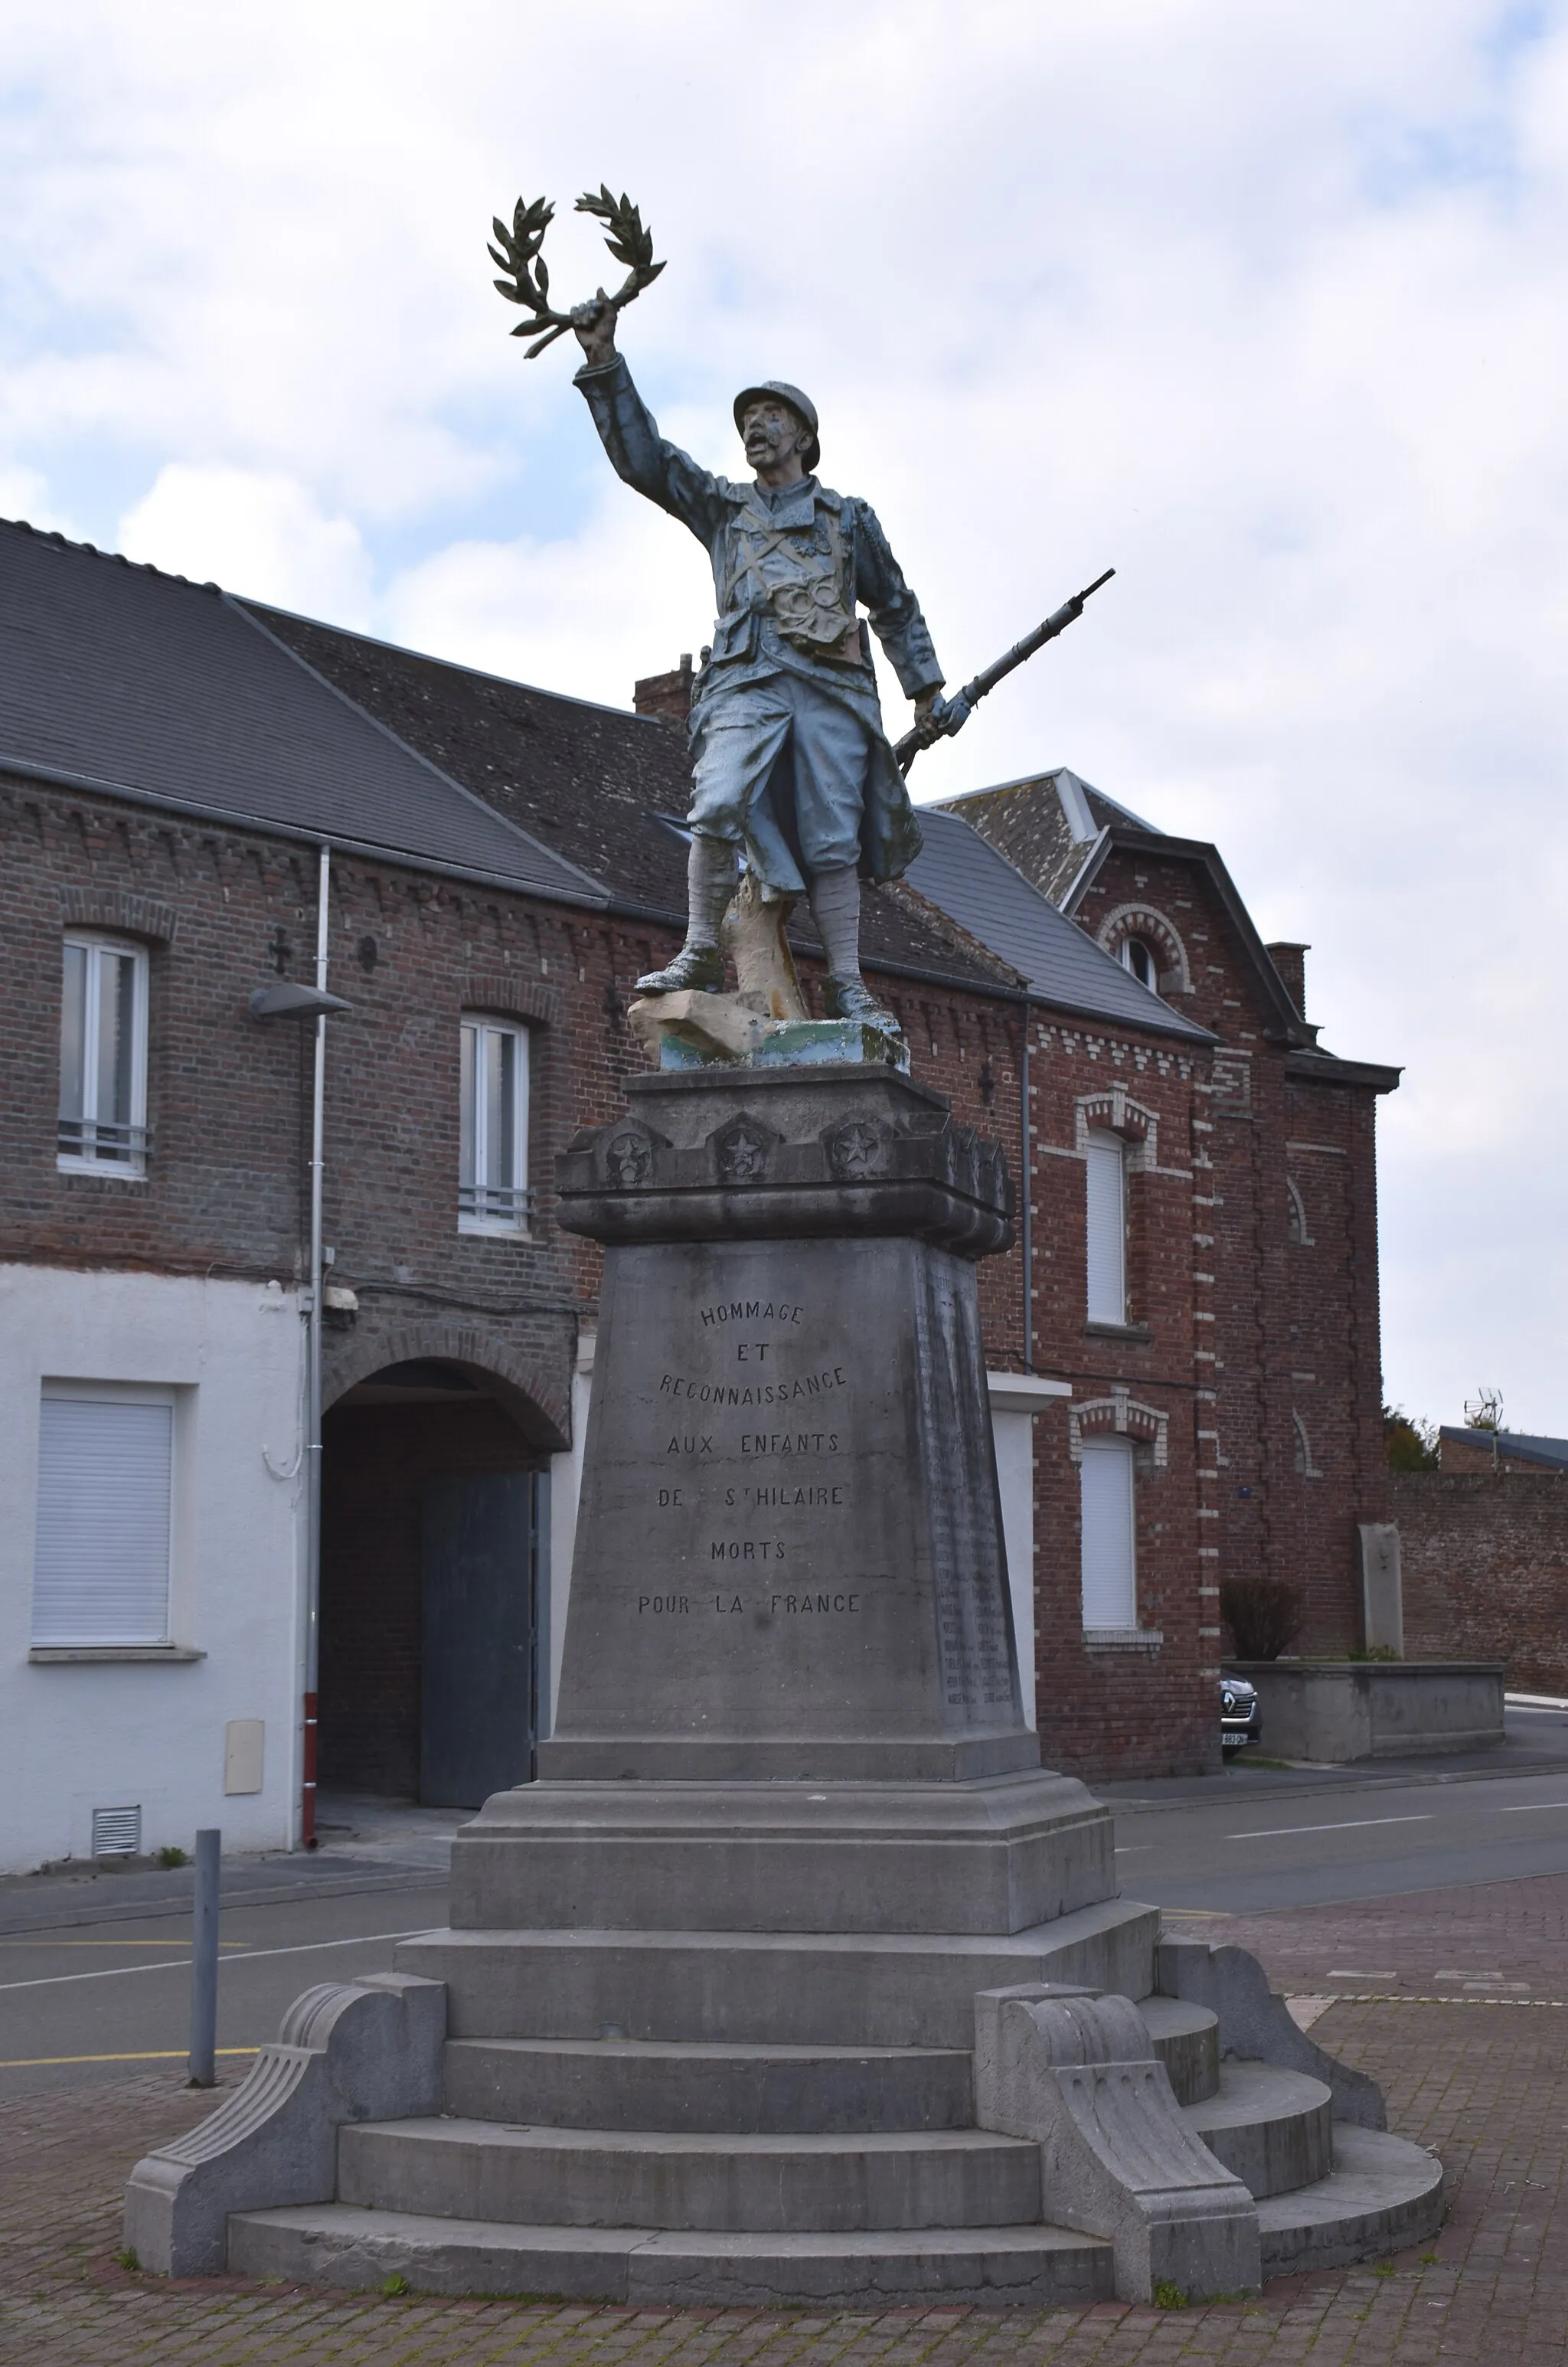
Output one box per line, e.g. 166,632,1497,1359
1080,1439,1136,1629
33,1397,174,1646
1085,1131,1126,1323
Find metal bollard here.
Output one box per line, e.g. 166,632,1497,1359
188,1827,220,2087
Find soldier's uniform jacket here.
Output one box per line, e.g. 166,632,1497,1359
576,356,942,883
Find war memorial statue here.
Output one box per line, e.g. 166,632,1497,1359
568,294,946,1030
121,188,1442,2309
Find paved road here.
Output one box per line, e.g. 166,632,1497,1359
0,1868,448,2101
1106,1697,1568,1913
6,1706,1566,2099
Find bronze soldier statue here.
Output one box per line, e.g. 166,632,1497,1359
570,295,951,1028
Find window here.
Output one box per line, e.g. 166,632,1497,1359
1286,1178,1308,1244
58,935,149,1172
1119,937,1160,994
460,1016,531,1232
1085,1128,1128,1324
32,1390,174,1646
1080,1437,1136,1630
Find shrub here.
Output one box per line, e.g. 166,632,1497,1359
1220,1574,1306,1661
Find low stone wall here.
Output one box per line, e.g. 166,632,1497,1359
1225,1660,1505,1763
1392,1468,1568,1696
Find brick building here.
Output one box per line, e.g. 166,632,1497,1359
0,518,1401,1865
933,770,1400,1699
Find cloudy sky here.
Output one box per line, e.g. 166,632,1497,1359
3,2,1563,1433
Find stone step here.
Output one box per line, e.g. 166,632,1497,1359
394,1896,1160,2048
336,2116,1043,2232
444,2036,975,2133
1183,2061,1334,2199
1257,2123,1445,2273
227,2204,1116,2307
1135,1996,1218,2104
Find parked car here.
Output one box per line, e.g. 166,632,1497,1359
1221,1676,1260,1753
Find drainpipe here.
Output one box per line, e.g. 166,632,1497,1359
1021,1010,1034,1373
302,843,331,1848
247,856,351,1854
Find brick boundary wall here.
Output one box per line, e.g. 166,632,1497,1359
1393,1466,1568,1695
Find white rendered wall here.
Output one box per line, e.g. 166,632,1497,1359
986,1373,1072,1732
0,1265,305,1872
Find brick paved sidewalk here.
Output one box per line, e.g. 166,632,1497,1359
2,1875,1565,2365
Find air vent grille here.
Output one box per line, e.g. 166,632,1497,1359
91,1805,142,1857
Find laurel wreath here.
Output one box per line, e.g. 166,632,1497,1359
488,185,665,359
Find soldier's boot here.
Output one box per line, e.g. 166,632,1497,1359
810,863,901,1035
824,973,900,1031
635,834,736,995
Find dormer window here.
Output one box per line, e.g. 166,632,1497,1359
1119,937,1160,994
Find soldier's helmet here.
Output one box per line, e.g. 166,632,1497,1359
733,381,820,473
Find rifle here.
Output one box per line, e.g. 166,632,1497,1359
893,567,1116,775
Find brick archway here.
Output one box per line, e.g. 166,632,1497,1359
318,1322,569,1802
324,1319,570,1452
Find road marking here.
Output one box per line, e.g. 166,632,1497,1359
1499,1801,1568,1813
1227,1815,1434,1840
0,1927,434,1996
0,2047,262,2069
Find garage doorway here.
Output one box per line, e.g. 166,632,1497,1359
318,1359,550,1807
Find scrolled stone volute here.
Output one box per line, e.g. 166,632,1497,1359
972,1983,1262,2305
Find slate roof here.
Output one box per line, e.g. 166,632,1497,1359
246,603,1018,994
0,515,1251,1035
1439,1427,1568,1473
0,520,600,903
936,767,1156,904
905,810,1212,1043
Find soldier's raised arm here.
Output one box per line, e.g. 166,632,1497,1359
570,293,727,544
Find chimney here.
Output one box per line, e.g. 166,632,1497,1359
1266,941,1308,1019
634,652,695,733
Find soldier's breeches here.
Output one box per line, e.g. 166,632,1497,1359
688,675,874,897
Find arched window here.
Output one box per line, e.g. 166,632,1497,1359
1097,906,1191,996
1292,1412,1320,1478
1119,937,1161,995
1286,1177,1308,1244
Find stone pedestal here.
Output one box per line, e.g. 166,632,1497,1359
127,1064,1444,2301
457,1064,1111,1936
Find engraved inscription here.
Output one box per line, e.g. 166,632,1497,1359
658,1368,846,1407
701,1300,804,1328
724,1485,844,1507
